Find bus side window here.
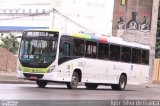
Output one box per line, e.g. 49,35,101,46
73,39,84,57
58,42,70,64
85,41,97,58
98,43,109,59
98,43,105,59
131,48,141,64
63,43,70,56
109,45,120,61
104,44,109,59
141,50,149,65
121,46,131,62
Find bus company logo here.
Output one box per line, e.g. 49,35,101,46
113,65,124,71
78,62,85,67
1,100,18,106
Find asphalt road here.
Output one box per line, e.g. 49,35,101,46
0,84,160,106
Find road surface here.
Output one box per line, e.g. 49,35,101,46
0,84,160,106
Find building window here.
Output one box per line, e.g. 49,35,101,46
121,0,126,6
9,10,12,13
16,10,19,13
42,9,45,13
36,9,38,13
3,10,6,13
29,9,32,14
22,9,25,13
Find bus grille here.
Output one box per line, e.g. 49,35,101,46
23,73,44,79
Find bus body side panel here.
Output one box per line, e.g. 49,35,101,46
57,58,120,84
57,58,85,82
83,59,119,84
82,58,149,85
127,64,149,85
82,59,133,85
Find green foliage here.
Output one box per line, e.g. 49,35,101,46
156,3,160,58
0,33,19,54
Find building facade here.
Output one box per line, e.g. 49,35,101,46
112,0,159,82
0,1,51,32
112,0,153,45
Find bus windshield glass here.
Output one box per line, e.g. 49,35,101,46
19,31,59,68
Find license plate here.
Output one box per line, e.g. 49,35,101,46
29,76,37,80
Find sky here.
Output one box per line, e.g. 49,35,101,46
54,0,114,34
0,0,114,35
1,0,51,8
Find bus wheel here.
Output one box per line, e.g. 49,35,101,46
85,83,98,89
111,75,127,90
36,80,48,88
67,72,79,89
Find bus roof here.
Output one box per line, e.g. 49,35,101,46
70,33,149,50
23,29,59,32
23,29,149,50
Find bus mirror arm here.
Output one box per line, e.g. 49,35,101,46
13,36,21,47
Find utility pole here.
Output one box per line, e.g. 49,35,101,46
149,0,159,84
50,0,56,29
50,8,56,29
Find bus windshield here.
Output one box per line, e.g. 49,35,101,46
19,31,59,68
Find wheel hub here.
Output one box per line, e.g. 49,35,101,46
71,76,78,86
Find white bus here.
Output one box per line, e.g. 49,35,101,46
17,29,149,90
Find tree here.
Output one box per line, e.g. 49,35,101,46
156,2,160,58
0,33,19,54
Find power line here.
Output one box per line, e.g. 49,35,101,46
52,8,95,33
0,13,48,20
0,8,95,33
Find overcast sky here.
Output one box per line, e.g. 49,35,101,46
0,0,114,34
1,0,51,8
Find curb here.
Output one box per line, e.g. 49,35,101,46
0,80,35,84
153,80,160,84
0,73,160,88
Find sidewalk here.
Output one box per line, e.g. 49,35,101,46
0,72,34,84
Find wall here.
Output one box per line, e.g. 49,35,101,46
112,0,153,45
153,59,160,82
0,48,17,72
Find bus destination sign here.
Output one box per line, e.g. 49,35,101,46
27,32,48,37
26,32,55,37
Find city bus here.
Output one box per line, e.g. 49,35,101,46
17,29,150,90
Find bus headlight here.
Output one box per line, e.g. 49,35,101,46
48,65,56,73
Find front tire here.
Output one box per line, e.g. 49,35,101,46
67,72,79,89
36,80,48,88
111,75,127,90
85,83,98,89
